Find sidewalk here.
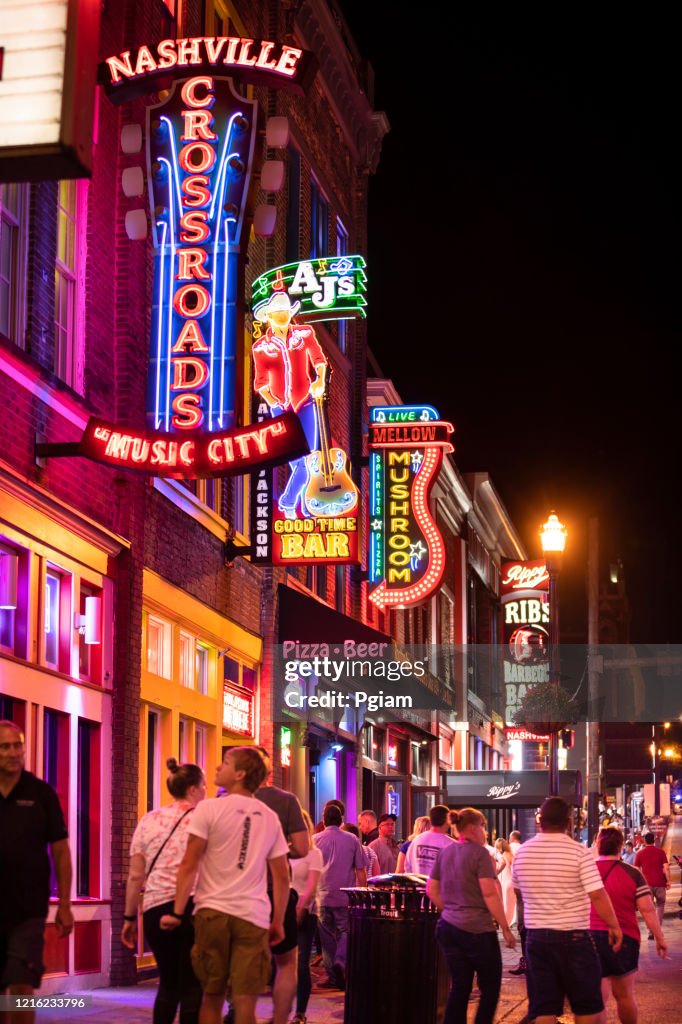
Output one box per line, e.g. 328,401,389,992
34,819,682,1024
31,914,682,1024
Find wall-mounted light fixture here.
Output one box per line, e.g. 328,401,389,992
74,595,102,645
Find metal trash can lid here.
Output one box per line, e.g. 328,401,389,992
367,872,428,888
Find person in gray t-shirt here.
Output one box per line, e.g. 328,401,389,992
313,805,367,989
429,808,515,1024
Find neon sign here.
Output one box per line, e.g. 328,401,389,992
78,413,306,477
223,681,254,736
369,405,454,608
501,560,550,725
100,37,316,102
281,726,292,767
249,290,361,566
505,728,550,742
252,256,367,324
146,76,256,433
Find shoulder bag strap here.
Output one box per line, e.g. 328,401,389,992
601,860,620,886
145,808,192,881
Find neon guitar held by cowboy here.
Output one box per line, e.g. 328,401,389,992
253,291,358,519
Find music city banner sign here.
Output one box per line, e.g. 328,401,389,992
36,37,315,477
368,405,454,608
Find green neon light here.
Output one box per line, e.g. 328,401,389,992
252,255,367,323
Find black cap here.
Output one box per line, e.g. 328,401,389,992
378,813,397,824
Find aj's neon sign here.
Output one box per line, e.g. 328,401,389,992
252,256,367,324
369,405,454,608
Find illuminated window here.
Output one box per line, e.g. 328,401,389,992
43,708,70,894
179,631,193,687
0,544,20,655
286,147,301,262
195,724,207,773
54,180,86,390
0,183,29,347
44,568,69,672
146,709,161,812
147,615,171,679
310,178,329,259
195,644,209,695
178,717,189,761
78,582,102,684
190,477,224,518
336,218,348,352
77,719,100,897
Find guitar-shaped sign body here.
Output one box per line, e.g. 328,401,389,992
304,397,358,517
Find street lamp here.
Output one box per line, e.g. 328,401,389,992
540,512,567,797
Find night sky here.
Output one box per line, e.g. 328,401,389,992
340,5,681,642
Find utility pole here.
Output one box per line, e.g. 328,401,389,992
587,517,601,843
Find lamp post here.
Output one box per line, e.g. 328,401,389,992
540,512,567,797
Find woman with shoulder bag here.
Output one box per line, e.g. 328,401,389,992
122,758,206,1024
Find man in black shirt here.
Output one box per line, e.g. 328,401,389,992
0,721,73,1021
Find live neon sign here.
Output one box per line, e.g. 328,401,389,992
369,405,454,609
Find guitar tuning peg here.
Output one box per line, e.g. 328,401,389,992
120,124,143,154
253,204,277,238
260,160,284,193
265,116,289,148
122,167,145,198
125,209,148,241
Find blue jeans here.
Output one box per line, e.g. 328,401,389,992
296,910,318,1013
275,401,318,514
525,928,603,1019
318,905,349,980
435,920,502,1024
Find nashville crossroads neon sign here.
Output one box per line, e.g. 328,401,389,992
100,37,316,102
369,406,454,609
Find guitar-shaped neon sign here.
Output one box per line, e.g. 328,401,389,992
146,76,257,433
304,395,359,517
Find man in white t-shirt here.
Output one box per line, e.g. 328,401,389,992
508,830,522,856
405,805,455,876
161,747,290,1024
512,797,622,1024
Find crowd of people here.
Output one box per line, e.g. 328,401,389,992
0,717,675,1024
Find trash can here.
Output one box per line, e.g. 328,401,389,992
342,873,449,1024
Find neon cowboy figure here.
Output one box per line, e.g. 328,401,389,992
253,291,328,517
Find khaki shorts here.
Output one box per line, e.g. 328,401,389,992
192,908,270,997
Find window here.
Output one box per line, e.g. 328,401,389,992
146,709,160,812
147,615,171,679
286,147,301,262
178,717,189,762
230,474,247,537
54,179,85,390
191,477,223,517
179,632,193,687
336,218,349,352
310,178,329,259
223,656,239,687
78,583,102,684
195,724,207,773
195,644,209,695
44,568,69,672
335,566,345,614
0,546,19,655
44,708,70,897
241,666,257,692
0,183,29,346
77,720,100,897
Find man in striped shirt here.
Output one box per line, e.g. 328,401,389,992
511,797,622,1024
